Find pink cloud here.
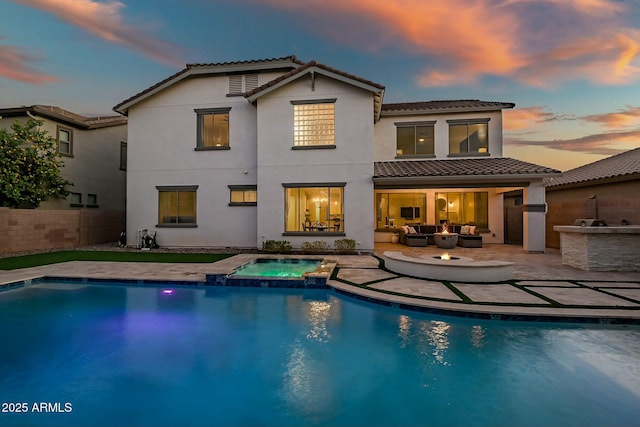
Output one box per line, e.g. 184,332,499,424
505,129,640,156
0,44,58,84
12,0,183,67
580,106,640,128
251,0,640,87
503,107,558,131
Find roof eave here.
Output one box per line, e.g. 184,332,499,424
380,104,515,117
114,57,302,115
373,172,561,188
546,172,640,191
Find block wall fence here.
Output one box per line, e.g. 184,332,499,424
545,180,640,249
0,207,125,255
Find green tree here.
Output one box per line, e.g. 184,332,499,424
0,118,71,208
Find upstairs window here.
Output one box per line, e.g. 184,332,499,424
57,126,73,156
195,108,230,150
292,99,336,148
396,121,435,157
448,119,489,155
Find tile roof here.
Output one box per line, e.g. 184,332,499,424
0,105,126,129
381,100,515,114
113,55,301,114
546,147,640,188
374,157,560,178
186,55,304,68
244,60,385,99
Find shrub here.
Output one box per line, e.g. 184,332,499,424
301,240,329,254
334,238,356,254
261,240,292,253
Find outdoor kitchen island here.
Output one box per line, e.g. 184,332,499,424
554,225,640,271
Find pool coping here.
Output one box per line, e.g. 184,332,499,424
2,272,639,325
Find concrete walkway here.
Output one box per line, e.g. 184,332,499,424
1,244,639,323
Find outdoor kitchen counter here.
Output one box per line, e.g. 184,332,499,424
553,225,640,271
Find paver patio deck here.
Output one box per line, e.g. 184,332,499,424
1,243,638,322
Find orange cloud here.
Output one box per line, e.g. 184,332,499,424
580,106,640,128
503,107,558,131
505,129,640,156
251,0,640,87
12,0,183,67
0,44,58,84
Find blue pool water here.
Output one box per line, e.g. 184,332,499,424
228,258,321,278
1,282,639,427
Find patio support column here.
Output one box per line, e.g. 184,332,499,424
522,181,546,253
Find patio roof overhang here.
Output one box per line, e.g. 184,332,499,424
373,158,562,189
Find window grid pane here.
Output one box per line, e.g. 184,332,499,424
285,186,343,232
58,129,71,154
294,104,335,146
159,190,196,224
436,192,488,228
449,123,488,154
199,113,229,147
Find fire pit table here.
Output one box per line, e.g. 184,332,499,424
434,232,458,249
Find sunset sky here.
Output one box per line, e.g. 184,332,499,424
1,0,639,171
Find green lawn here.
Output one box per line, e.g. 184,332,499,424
0,250,233,270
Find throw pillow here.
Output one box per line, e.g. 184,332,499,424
402,225,410,234
469,226,477,235
460,225,471,235
408,226,417,234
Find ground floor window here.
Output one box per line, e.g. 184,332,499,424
157,185,198,226
376,192,426,229
229,185,257,206
436,192,488,228
284,184,344,233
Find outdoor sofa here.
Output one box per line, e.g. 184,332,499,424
398,224,483,248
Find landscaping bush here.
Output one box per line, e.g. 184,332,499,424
301,240,329,254
261,240,292,253
334,238,357,254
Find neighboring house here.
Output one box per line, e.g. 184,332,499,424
114,56,559,252
0,105,128,211
545,147,640,248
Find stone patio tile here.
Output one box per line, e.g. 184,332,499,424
529,287,640,307
602,288,640,302
369,277,461,301
337,268,397,284
516,280,578,287
454,284,550,304
580,281,640,288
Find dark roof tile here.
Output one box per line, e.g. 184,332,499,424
546,147,640,188
374,157,559,178
381,100,515,114
114,55,301,114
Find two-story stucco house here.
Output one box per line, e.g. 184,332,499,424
114,56,559,252
0,105,127,211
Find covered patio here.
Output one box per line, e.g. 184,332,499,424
373,158,561,253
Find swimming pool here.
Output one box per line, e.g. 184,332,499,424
1,281,639,427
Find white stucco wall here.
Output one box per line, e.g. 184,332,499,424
255,74,376,251
126,71,285,248
374,110,505,161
